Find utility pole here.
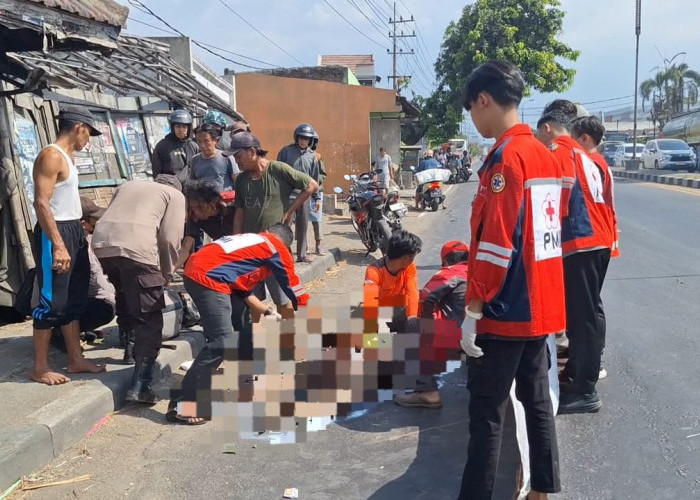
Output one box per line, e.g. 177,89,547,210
632,0,641,166
387,1,415,92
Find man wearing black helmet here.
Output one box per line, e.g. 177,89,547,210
151,109,199,185
277,123,323,263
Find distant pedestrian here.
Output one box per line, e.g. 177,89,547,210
230,132,317,319
151,109,199,185
92,175,185,403
375,147,393,190
459,60,564,500
30,104,106,385
191,122,240,192
277,123,323,263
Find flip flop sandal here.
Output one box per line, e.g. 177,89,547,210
165,408,209,425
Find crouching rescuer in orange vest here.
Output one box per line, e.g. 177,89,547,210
394,240,470,409
166,224,309,425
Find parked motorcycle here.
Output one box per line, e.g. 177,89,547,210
334,171,408,255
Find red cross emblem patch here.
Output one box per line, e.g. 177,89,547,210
541,193,559,230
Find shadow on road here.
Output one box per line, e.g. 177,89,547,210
335,367,522,499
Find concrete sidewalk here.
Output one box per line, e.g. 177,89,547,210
0,215,349,491
612,167,700,189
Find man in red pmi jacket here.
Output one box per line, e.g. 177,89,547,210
571,116,620,259
166,223,309,425
458,61,564,500
536,103,615,415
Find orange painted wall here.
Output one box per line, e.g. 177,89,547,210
234,73,401,191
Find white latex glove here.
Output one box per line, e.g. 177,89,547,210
460,332,484,358
264,310,282,321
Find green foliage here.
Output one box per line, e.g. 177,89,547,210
421,0,579,141
641,55,700,129
413,91,463,144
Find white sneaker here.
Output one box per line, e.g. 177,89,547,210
599,368,608,380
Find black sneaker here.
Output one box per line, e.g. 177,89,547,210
558,391,602,415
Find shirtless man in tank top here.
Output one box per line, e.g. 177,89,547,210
31,105,106,385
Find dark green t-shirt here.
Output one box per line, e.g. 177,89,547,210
234,160,312,233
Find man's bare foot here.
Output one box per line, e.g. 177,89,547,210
32,368,71,385
66,358,106,374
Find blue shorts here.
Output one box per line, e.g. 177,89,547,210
309,197,322,223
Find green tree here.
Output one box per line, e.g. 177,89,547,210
413,90,464,144
424,0,579,140
640,54,700,129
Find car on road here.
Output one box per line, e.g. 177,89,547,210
599,141,625,166
613,143,645,168
641,139,697,172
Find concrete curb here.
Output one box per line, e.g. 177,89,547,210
612,169,700,189
0,331,204,490
0,250,342,491
296,247,342,285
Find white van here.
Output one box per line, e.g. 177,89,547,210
448,138,467,155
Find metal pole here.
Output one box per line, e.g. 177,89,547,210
632,0,641,162
392,2,397,91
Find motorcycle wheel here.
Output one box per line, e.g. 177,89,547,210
431,200,439,212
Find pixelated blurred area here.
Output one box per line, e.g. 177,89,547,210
185,295,463,444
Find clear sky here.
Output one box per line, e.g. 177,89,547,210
123,0,700,128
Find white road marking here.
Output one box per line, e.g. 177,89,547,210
418,212,427,218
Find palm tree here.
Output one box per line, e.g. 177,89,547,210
667,63,700,112
639,56,700,129
640,71,667,130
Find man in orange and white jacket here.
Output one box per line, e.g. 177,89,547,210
459,60,563,500
536,103,616,415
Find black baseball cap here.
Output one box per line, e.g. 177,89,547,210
58,104,102,136
224,131,261,156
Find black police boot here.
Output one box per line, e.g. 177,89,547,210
122,330,136,365
125,356,159,404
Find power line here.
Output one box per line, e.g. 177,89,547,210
127,16,280,68
581,94,636,105
381,1,436,90
323,0,390,50
346,0,392,42
216,0,305,66
127,0,267,70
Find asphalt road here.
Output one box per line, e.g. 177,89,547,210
557,179,700,499
14,177,700,499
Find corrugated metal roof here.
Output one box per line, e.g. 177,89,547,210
7,34,242,120
319,55,374,74
24,0,129,28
